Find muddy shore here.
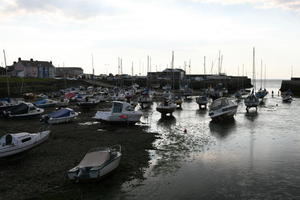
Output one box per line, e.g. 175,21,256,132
0,103,157,200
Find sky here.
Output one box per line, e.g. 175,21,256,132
0,0,300,79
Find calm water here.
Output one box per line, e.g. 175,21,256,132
120,80,300,200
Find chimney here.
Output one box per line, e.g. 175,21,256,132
30,58,33,62
18,57,21,62
13,61,16,65
50,61,52,64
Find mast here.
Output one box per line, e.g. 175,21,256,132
204,56,206,74
91,54,94,78
171,51,175,90
260,59,263,89
3,50,10,97
253,47,256,91
264,64,267,89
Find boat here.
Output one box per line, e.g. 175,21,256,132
0,130,50,158
41,108,78,124
282,90,293,103
156,99,177,117
34,99,58,108
2,102,44,118
209,97,238,120
67,145,122,181
173,95,183,108
255,88,268,99
0,98,22,115
196,96,208,109
94,101,142,125
138,89,153,109
77,96,100,108
244,92,260,112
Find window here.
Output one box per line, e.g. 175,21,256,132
21,137,31,143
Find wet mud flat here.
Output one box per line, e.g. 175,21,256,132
0,103,157,200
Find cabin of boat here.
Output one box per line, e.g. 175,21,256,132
2,102,44,118
67,145,122,181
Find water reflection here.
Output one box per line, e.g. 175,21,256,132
209,119,236,138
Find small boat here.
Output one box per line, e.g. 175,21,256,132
282,90,293,103
2,102,44,118
77,97,100,108
0,98,22,115
173,95,183,108
156,99,177,117
41,108,78,124
255,88,268,99
244,92,259,112
209,97,238,120
67,145,122,181
0,130,50,158
34,99,58,108
196,96,208,109
282,94,293,103
94,101,142,125
138,89,153,109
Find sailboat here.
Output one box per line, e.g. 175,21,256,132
255,60,268,99
244,47,260,112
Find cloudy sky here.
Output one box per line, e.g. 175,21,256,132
1,0,300,78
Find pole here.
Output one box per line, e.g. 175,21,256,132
253,47,256,91
260,59,263,89
3,50,10,96
204,56,206,74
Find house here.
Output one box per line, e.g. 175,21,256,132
55,67,83,78
7,58,55,78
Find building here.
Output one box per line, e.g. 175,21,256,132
148,68,186,89
7,58,55,78
55,67,83,78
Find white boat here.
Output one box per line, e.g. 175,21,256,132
67,145,121,181
94,101,142,125
0,130,50,158
196,96,208,109
209,97,238,120
41,108,78,124
156,100,177,116
2,102,44,118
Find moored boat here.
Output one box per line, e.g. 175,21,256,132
156,99,177,117
2,102,44,118
196,96,208,109
0,130,50,158
34,99,58,108
67,145,122,181
94,101,142,125
41,108,78,124
209,97,238,120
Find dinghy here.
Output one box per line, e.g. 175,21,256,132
209,97,238,120
41,108,78,124
67,145,121,181
2,102,44,118
34,99,58,108
244,92,259,112
0,130,50,158
94,101,142,125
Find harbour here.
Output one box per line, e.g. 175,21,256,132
1,80,300,199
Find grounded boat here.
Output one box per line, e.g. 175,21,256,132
196,96,208,109
34,99,58,108
209,97,238,120
244,93,259,112
2,102,44,118
282,91,293,103
67,145,121,181
94,101,142,125
41,108,78,124
0,98,22,115
255,88,268,99
156,100,177,117
56,99,69,107
0,130,50,158
77,97,100,108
